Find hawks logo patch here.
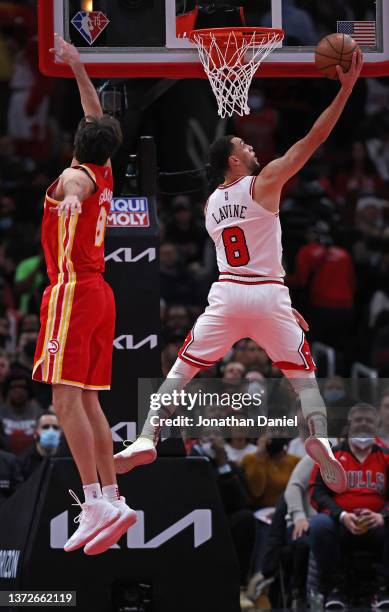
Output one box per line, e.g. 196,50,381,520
48,339,60,355
71,11,109,45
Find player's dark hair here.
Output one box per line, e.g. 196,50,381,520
208,135,235,176
74,115,123,166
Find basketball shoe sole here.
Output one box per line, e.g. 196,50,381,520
305,437,347,493
114,438,157,475
84,499,137,555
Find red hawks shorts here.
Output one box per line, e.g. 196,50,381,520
179,275,315,372
33,274,115,390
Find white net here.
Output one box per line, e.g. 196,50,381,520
191,29,283,118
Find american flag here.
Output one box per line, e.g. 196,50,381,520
337,21,376,46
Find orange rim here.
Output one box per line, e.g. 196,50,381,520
189,26,284,48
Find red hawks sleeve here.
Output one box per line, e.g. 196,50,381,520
309,462,344,521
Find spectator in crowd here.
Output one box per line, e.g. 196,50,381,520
160,242,198,305
0,370,43,454
322,376,355,437
332,140,384,203
225,426,257,465
289,222,356,350
310,403,389,608
14,251,45,315
232,339,270,375
20,313,39,333
222,361,246,383
369,250,389,329
0,314,15,355
18,413,61,480
191,427,256,588
378,390,389,448
0,448,23,507
0,348,10,402
163,304,192,342
11,330,38,375
242,432,299,572
284,455,316,604
354,196,389,241
165,195,207,263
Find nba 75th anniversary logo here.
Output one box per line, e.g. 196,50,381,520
71,11,109,45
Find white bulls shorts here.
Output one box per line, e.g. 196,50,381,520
179,274,315,372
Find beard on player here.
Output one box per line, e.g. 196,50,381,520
249,155,261,175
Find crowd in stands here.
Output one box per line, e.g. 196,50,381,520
1,2,389,610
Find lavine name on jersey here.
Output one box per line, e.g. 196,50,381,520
212,204,248,225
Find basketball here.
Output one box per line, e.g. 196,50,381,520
315,33,359,80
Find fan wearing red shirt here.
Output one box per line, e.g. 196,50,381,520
32,36,136,555
309,403,389,608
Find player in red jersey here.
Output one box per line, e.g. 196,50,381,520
32,35,136,555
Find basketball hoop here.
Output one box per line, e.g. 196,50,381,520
189,27,284,118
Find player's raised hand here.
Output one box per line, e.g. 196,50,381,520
336,48,363,93
50,33,80,66
51,195,82,217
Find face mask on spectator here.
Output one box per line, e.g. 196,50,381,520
351,436,375,449
39,428,60,451
323,389,345,403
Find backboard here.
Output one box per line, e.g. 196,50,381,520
39,0,389,78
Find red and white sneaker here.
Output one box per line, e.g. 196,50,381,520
114,437,157,475
64,490,120,552
305,437,347,493
84,496,137,555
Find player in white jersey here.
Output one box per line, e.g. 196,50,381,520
114,50,363,493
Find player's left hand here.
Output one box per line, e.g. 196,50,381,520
51,195,82,217
337,49,363,93
292,308,309,332
50,33,80,66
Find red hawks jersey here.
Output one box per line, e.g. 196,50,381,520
205,175,285,278
42,163,113,283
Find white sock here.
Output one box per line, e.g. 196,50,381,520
83,483,102,503
102,484,120,503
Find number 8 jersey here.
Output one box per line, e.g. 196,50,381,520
42,163,113,284
205,175,285,279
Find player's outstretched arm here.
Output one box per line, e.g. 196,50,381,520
51,168,95,216
50,33,103,118
258,50,363,192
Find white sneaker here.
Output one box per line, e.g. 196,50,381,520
114,437,157,475
84,496,137,555
64,490,120,552
305,437,347,493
